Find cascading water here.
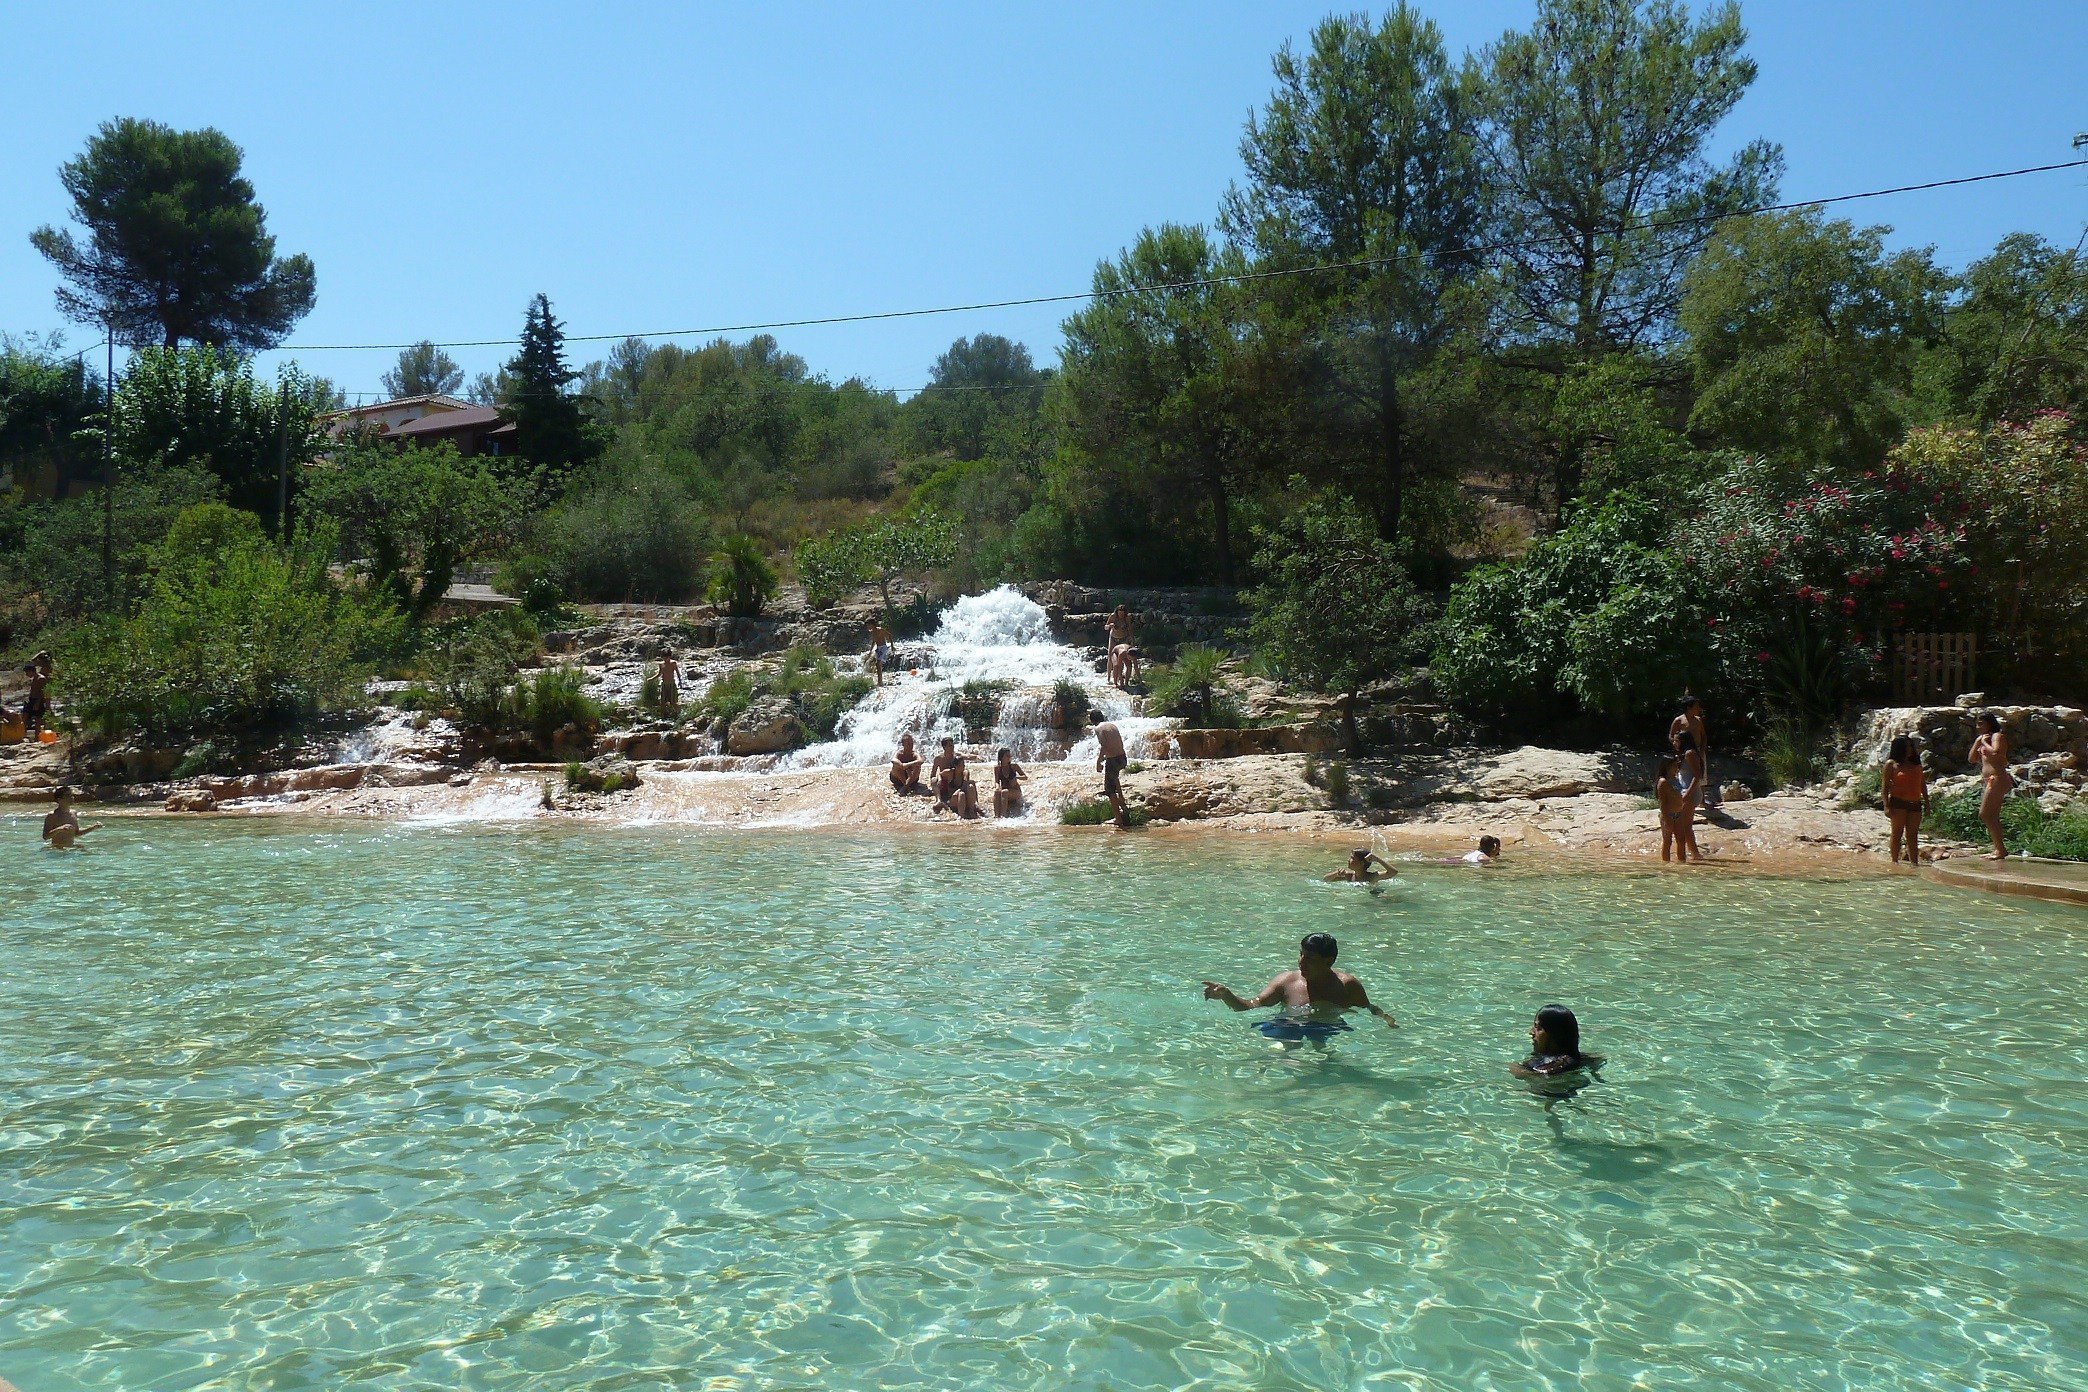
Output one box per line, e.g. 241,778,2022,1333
788,585,1171,768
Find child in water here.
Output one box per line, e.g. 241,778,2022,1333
1324,849,1397,883
1511,1004,1602,1079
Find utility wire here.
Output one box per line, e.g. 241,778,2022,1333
276,157,2088,354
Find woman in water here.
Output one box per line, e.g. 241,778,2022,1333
1881,734,1928,865
1970,712,2012,860
1511,1004,1601,1080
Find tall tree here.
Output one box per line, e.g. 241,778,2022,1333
0,334,104,497
502,294,603,494
899,334,1049,462
1482,0,1780,352
1060,225,1258,584
31,119,316,351
1680,210,1946,471
114,346,329,521
1941,231,2088,424
1221,6,1488,544
380,341,465,399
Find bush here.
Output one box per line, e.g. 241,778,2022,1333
1059,797,1149,827
1146,644,1242,728
522,666,602,747
57,511,403,742
1925,788,2088,861
1323,758,1351,807
707,533,778,617
301,441,520,622
536,461,712,602
692,647,869,738
1755,717,1831,790
1052,678,1087,732
951,678,1012,735
698,670,759,728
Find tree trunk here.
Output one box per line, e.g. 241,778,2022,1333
1376,344,1405,544
1209,468,1234,587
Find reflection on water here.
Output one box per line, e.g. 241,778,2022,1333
2,821,2085,1390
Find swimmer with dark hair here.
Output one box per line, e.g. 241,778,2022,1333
42,786,102,850
1324,848,1396,883
1201,933,1398,1037
1511,1004,1603,1079
1433,835,1502,865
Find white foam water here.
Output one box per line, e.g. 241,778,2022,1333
788,585,1171,768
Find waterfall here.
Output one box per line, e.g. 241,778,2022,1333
787,585,1170,768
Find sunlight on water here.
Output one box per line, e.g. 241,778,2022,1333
2,820,2084,1389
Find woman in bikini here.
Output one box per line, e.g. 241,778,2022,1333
1970,712,2011,860
1880,734,1927,865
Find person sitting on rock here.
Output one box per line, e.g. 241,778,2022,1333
1325,849,1397,883
930,737,978,817
889,733,925,795
991,747,1027,817
42,785,102,850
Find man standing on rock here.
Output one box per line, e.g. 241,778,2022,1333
1089,708,1130,828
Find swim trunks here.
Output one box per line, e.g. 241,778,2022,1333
1103,755,1127,796
1257,1018,1351,1043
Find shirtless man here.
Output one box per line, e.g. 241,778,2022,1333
930,736,977,817
1202,933,1397,1031
1105,606,1134,688
1970,712,2012,860
1669,696,1713,811
1088,708,1129,828
23,650,53,737
991,747,1027,817
868,620,895,689
42,786,101,849
1324,849,1397,882
889,733,924,794
656,653,681,711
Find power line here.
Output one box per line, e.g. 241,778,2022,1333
275,157,2088,354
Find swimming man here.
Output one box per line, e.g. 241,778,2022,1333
1202,933,1397,1030
1325,849,1397,882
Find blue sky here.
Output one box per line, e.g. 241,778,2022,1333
3,1,2083,399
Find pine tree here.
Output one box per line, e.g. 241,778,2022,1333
502,293,601,495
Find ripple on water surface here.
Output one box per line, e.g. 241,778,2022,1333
2,820,2085,1390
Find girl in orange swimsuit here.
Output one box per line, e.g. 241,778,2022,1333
1881,734,1927,865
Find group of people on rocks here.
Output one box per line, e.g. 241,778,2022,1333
888,708,1134,825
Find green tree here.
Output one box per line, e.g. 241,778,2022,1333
502,294,604,494
707,533,778,617
1481,0,1780,352
1221,6,1487,544
301,442,521,622
0,334,104,497
1059,224,1259,582
899,334,1049,462
1,464,217,626
797,510,958,616
114,346,329,522
31,118,316,351
1245,491,1432,748
1681,209,1946,471
380,341,465,399
1940,232,2088,424
531,459,712,603
1536,352,1698,507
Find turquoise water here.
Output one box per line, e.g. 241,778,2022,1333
3,821,2085,1391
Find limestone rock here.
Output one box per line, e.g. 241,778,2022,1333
164,789,217,812
726,696,804,755
566,754,644,794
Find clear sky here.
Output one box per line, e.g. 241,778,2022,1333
3,1,2083,400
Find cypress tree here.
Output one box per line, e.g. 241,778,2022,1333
502,293,601,495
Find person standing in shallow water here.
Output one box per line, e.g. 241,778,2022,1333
42,786,101,849
1670,696,1712,812
1201,933,1398,1031
656,653,680,712
1881,735,1928,865
1970,712,2012,860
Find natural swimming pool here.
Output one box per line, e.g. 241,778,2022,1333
3,821,2084,1390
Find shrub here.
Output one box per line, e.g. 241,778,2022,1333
536,461,712,602
1146,644,1242,728
1837,762,1883,811
1059,797,1149,827
302,441,521,622
772,645,872,738
698,670,759,728
951,678,1012,735
796,510,958,614
1052,678,1087,731
57,511,403,742
1925,788,2088,861
707,533,778,617
1755,717,1831,790
1324,758,1351,808
522,666,602,747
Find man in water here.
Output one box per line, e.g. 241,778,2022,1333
889,733,924,795
1439,835,1501,865
42,786,101,849
1088,708,1129,828
867,619,895,688
1324,848,1397,882
1202,933,1397,1031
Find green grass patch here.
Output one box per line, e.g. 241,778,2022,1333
1058,797,1150,827
1925,788,2088,861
